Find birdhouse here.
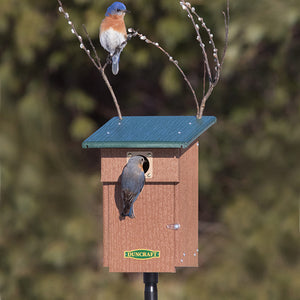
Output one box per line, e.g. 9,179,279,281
82,116,216,272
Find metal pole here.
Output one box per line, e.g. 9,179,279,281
143,272,158,300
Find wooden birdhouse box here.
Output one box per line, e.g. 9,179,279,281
82,116,216,273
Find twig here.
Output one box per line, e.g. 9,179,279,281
128,29,200,119
81,24,122,119
57,0,123,120
180,0,230,119
82,24,102,67
57,0,229,120
203,63,206,99
221,1,230,66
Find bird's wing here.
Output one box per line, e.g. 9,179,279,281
121,169,145,216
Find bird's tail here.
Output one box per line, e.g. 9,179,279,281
120,191,136,218
121,202,131,217
112,54,120,75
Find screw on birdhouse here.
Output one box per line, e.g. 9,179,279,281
180,259,184,263
147,153,152,157
146,173,152,178
194,253,197,256
183,252,186,257
166,224,180,230
128,153,132,157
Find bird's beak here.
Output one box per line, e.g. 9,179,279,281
124,9,130,14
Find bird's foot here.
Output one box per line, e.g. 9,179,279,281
106,54,112,65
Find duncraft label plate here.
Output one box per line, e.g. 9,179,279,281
124,249,160,260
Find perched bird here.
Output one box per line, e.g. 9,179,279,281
99,2,129,75
120,156,145,218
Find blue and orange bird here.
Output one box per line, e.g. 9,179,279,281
120,156,145,219
99,2,129,75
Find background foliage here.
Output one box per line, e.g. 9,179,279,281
1,0,300,299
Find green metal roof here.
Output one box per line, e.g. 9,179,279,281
82,116,216,149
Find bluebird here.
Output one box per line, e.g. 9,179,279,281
100,2,129,75
120,156,145,219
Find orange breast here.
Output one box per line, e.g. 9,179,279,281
100,15,127,36
139,164,144,172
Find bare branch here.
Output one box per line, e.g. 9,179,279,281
82,24,102,68
57,0,123,120
128,28,200,119
180,0,230,119
220,0,230,66
203,63,206,99
57,0,229,120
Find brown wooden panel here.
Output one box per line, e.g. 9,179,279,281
175,141,199,267
100,148,180,183
103,183,109,267
107,183,176,272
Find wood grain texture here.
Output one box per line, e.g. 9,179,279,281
103,183,109,267
175,141,199,267
100,144,199,272
108,183,176,272
101,148,180,183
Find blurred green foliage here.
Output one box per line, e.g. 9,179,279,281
1,0,300,299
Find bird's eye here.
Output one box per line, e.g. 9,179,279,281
116,9,121,12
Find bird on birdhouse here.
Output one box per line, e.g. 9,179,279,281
120,156,145,219
99,2,129,75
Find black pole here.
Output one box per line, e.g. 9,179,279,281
143,272,158,300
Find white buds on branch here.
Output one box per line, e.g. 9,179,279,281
128,28,200,117
180,0,230,119
57,0,229,120
57,0,123,120
130,0,229,119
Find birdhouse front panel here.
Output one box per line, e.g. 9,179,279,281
100,148,180,183
104,182,176,272
101,148,180,272
82,116,217,273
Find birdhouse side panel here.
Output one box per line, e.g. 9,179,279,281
103,183,109,267
175,141,199,267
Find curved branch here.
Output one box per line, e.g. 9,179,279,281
128,29,200,118
57,0,122,120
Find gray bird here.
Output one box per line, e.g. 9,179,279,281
120,156,145,218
